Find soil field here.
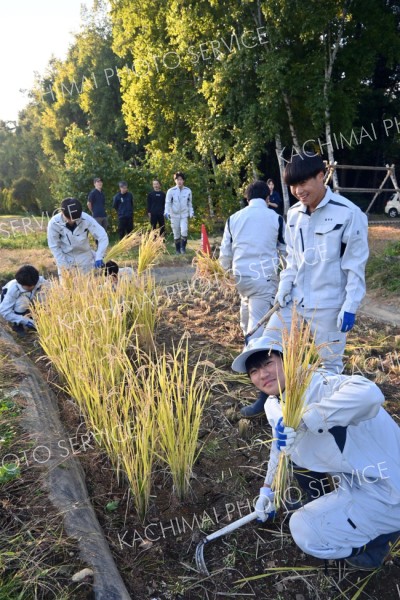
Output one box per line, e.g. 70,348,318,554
8,275,400,600
1,217,400,599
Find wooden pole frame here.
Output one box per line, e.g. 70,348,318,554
323,162,400,213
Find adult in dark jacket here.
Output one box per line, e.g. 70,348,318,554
147,179,166,235
87,177,108,230
267,179,283,215
112,181,134,239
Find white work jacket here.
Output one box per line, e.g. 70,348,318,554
219,198,286,282
47,212,108,272
0,277,48,324
264,372,400,504
279,187,368,313
165,186,194,218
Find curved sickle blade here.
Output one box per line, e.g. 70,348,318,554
195,538,209,576
195,511,258,576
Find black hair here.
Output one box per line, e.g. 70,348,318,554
61,198,83,220
15,265,39,287
245,180,269,201
284,153,325,186
119,181,128,187
245,349,283,374
104,261,119,277
174,171,185,180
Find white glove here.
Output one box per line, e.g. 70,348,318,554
275,288,292,308
255,487,275,522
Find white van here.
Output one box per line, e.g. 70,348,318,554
385,192,400,218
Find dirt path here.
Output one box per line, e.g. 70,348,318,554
359,293,400,326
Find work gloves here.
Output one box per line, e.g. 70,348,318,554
337,309,356,332
23,319,37,331
275,417,297,453
255,487,276,522
95,260,105,268
275,287,292,308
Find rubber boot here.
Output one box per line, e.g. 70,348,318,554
174,239,181,255
345,530,400,571
180,238,187,254
240,391,267,418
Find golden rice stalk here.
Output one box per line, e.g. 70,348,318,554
155,338,210,500
105,229,142,263
192,250,227,281
272,305,323,510
137,229,166,275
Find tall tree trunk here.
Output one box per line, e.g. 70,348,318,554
275,133,290,215
282,92,301,153
323,5,349,190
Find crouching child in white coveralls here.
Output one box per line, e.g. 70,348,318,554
232,334,400,570
47,198,109,276
0,265,49,333
164,171,194,255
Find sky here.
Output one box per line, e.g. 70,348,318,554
0,0,90,122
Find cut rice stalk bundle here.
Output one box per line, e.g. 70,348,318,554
272,305,324,510
192,251,229,282
104,228,142,263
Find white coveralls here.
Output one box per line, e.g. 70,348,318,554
164,185,194,240
219,198,286,341
47,212,109,275
0,277,49,325
266,187,368,372
264,372,400,560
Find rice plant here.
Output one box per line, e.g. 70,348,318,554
104,229,142,263
192,250,226,279
272,306,323,509
155,338,211,500
137,229,165,275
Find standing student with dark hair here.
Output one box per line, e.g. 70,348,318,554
113,181,134,239
165,172,194,254
265,152,369,375
87,177,108,230
147,179,166,235
219,180,286,417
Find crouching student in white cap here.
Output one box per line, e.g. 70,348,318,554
232,333,400,570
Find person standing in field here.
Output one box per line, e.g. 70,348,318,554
232,334,400,572
267,179,283,215
113,181,134,239
219,180,286,417
47,198,108,276
165,172,194,254
87,177,108,231
265,152,369,374
147,179,166,235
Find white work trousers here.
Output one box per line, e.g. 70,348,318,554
58,250,95,277
235,277,278,342
289,480,400,560
171,216,189,240
264,303,346,373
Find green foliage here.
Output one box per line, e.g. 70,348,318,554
366,241,400,293
0,463,20,484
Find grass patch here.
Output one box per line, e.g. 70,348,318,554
366,240,400,293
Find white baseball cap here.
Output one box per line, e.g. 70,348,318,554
232,330,283,373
